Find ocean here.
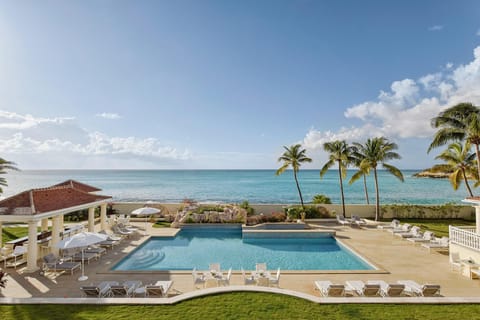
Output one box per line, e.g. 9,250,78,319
2,169,471,205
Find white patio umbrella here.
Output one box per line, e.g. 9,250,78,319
56,232,108,281
131,206,161,235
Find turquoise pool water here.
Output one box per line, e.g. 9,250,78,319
112,227,374,271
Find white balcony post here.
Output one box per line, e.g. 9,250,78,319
26,220,39,273
41,218,49,232
100,203,107,231
51,216,61,256
88,207,95,232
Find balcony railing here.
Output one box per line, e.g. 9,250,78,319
450,226,480,251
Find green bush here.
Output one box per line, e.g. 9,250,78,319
312,194,332,204
240,201,255,216
285,206,331,220
246,212,286,225
193,205,225,214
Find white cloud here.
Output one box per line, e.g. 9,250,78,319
95,112,122,120
0,111,191,168
428,25,444,31
303,45,480,151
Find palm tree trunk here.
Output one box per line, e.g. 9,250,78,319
293,170,305,210
373,168,380,221
462,168,474,197
338,162,346,218
475,143,480,181
363,174,369,204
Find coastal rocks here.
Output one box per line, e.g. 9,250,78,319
413,170,450,178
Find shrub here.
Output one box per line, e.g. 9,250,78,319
312,194,332,204
193,206,225,214
285,206,331,220
246,212,286,225
240,201,255,216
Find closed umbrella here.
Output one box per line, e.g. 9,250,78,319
56,232,108,281
131,206,161,235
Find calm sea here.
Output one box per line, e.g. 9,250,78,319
2,169,471,205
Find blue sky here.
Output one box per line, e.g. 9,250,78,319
0,0,479,169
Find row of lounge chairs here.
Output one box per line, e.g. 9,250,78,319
379,220,450,252
80,280,173,298
315,279,441,297
336,215,367,227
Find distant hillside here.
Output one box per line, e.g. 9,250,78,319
413,169,450,178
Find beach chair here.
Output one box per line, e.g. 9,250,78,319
268,268,280,287
209,263,221,273
72,251,99,264
42,253,81,275
388,223,411,234
406,231,435,244
256,263,267,272
241,267,256,285
397,280,441,296
367,280,405,297
110,281,141,297
80,281,117,298
219,268,232,286
346,280,381,296
377,219,400,230
395,226,422,238
314,281,345,297
336,215,351,227
421,237,449,252
351,215,367,227
192,267,205,289
85,245,107,256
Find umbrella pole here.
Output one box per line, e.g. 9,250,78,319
78,248,88,281
144,216,147,236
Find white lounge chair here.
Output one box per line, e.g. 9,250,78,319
388,223,411,234
241,267,256,285
5,245,27,269
395,226,422,238
110,280,142,297
267,268,280,287
192,267,205,289
209,263,221,273
336,215,351,227
315,281,345,297
81,281,118,297
377,219,400,230
406,231,435,244
367,280,405,297
397,280,441,296
346,280,381,296
219,268,232,286
351,215,367,227
421,237,449,252
449,252,462,272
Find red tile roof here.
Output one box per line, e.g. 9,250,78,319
49,180,101,192
0,181,111,216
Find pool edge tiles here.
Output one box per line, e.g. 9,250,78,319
110,226,384,273
242,229,335,239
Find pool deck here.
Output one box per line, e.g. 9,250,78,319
1,221,480,302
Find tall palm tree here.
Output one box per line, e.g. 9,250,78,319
320,140,355,218
0,158,19,194
349,143,371,205
276,144,312,212
429,103,480,179
430,142,477,197
352,137,404,221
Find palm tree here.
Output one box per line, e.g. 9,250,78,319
320,140,355,218
276,144,312,213
429,103,480,179
430,142,477,197
352,137,404,221
0,158,19,194
349,144,371,205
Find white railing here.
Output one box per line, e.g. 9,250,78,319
450,226,480,251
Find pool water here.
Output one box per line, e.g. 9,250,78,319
112,227,374,271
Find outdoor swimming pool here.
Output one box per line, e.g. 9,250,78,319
112,227,374,271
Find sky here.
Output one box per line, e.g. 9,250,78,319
0,0,479,170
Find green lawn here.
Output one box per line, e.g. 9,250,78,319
1,293,480,320
1,226,29,244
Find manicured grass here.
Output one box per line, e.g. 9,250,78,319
394,219,475,237
153,221,172,228
1,226,29,244
1,293,480,319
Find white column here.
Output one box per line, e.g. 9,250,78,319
26,220,39,273
88,207,95,232
100,203,107,231
51,216,61,256
41,218,49,232
476,206,480,234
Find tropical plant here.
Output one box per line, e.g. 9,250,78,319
429,103,480,179
276,144,312,217
349,144,371,204
352,137,404,221
312,194,331,204
0,158,19,194
320,140,355,217
430,142,477,197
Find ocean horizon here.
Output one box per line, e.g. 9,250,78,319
2,169,472,205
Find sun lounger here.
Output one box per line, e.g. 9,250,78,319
219,268,232,286
351,215,367,227
336,215,351,226
138,280,173,297
388,223,411,234
110,281,142,297
72,251,99,264
80,281,118,297
421,237,449,252
406,231,435,244
85,246,107,256
367,280,405,297
346,280,381,296
43,253,81,275
397,280,441,296
241,267,256,285
192,268,206,289
395,226,422,238
315,281,345,297
377,219,400,230
267,268,280,287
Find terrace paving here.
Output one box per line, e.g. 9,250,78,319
1,221,480,301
